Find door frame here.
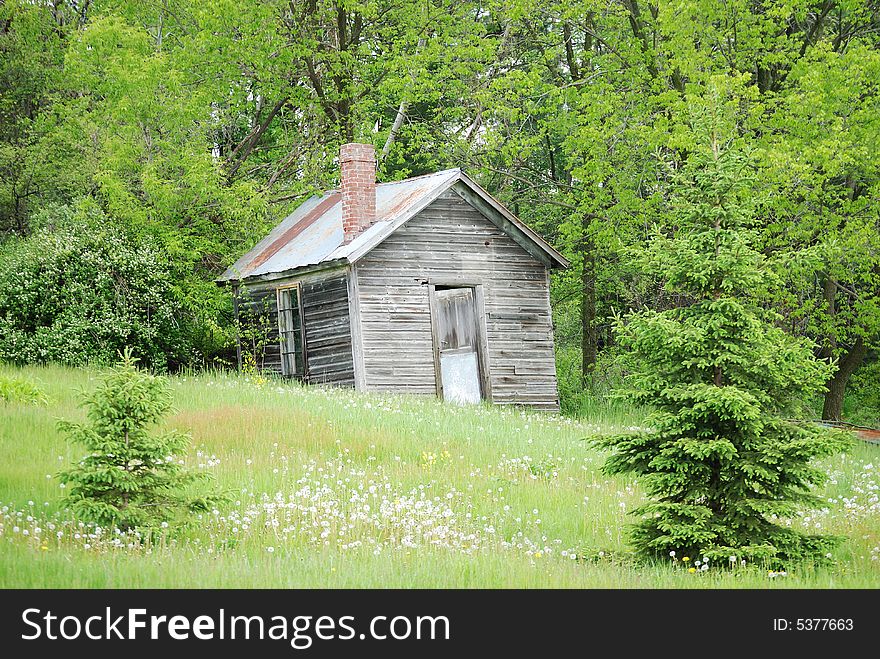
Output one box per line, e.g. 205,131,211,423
427,281,492,402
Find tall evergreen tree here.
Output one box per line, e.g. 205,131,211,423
594,114,848,564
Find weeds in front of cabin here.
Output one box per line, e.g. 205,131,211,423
0,364,878,588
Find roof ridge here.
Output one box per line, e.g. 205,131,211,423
378,167,460,186
322,167,460,195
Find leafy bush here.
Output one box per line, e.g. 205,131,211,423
58,351,221,531
556,346,642,422
0,201,190,369
0,372,48,405
845,357,880,426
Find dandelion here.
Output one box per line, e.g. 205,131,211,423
669,551,676,557
688,567,696,573
682,556,690,563
267,546,275,553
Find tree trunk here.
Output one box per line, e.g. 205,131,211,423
380,37,425,163
581,235,597,386
822,335,866,421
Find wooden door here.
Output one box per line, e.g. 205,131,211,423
432,287,483,404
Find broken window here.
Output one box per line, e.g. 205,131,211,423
277,286,306,377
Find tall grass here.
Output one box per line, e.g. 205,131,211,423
1,363,877,588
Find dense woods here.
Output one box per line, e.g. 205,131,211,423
1,0,878,421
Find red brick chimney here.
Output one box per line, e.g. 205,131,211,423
340,143,376,245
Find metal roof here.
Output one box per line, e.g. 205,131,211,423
217,168,569,284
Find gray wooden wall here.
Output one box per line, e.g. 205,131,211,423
300,274,355,386
354,189,560,410
236,272,354,386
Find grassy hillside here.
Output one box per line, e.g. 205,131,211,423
0,364,878,588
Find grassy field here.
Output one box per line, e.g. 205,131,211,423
1,363,878,588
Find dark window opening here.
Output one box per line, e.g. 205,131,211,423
236,290,275,371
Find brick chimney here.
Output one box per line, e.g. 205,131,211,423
340,142,376,245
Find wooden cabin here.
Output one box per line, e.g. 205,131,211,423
217,143,569,410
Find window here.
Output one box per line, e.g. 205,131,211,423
277,286,306,377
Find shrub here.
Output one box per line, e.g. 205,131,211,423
845,357,880,426
0,372,48,405
0,201,190,369
58,350,221,531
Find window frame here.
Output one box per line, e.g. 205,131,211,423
276,283,308,378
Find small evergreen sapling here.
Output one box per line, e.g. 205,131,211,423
59,351,220,531
594,134,848,564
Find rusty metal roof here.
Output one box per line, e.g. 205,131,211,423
218,168,568,284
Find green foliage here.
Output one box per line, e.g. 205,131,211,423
593,129,849,564
0,0,877,410
0,201,190,369
758,39,880,419
556,344,639,419
844,357,880,426
0,372,47,405
58,351,221,531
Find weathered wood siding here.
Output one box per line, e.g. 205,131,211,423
300,274,355,386
355,189,560,410
236,271,355,386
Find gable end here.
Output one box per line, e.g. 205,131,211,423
449,181,558,268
